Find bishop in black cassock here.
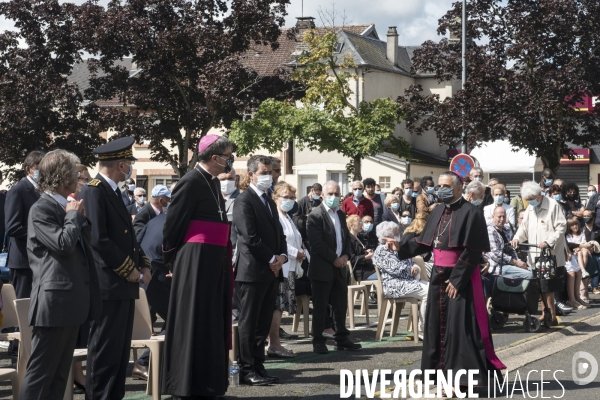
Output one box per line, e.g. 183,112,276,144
161,135,235,399
399,172,505,389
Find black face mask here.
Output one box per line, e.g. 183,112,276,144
567,194,575,201
584,217,592,223
217,155,235,173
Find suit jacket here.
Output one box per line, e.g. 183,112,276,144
296,195,321,217
4,178,40,269
233,187,287,283
225,189,240,248
26,194,101,327
79,174,150,300
121,190,134,206
382,207,400,224
133,202,157,238
306,204,352,282
126,203,142,216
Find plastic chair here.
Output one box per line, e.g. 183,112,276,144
373,266,420,343
0,284,21,342
0,368,19,400
131,288,164,400
350,262,379,316
346,262,370,329
292,295,310,338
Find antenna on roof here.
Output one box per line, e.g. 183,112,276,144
302,0,304,17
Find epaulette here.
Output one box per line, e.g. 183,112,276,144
88,179,101,187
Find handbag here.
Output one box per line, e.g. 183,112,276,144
534,247,565,293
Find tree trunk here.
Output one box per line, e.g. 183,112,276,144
353,154,362,181
539,141,564,173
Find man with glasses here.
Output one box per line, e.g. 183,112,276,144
80,136,152,399
126,187,147,216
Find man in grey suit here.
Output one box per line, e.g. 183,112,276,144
20,150,101,400
307,180,362,354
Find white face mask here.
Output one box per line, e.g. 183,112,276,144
220,179,236,195
136,196,146,205
128,184,136,192
254,174,272,191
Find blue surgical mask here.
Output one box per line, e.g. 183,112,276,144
503,197,510,204
280,199,295,212
404,189,413,197
494,195,504,205
553,194,562,202
426,186,434,194
401,216,412,225
391,202,400,211
412,192,418,198
375,191,381,195
544,179,554,187
471,198,483,206
32,169,39,182
528,199,540,208
363,223,373,233
473,177,483,182
325,196,340,209
312,193,321,201
163,201,170,212
353,189,363,198
122,163,133,181
437,187,455,204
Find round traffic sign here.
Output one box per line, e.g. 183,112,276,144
450,154,475,178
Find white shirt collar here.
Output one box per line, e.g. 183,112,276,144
151,203,162,216
198,163,216,178
27,176,38,188
323,202,338,213
45,191,67,209
250,183,267,197
99,172,119,192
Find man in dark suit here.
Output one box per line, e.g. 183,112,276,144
133,185,170,238
4,150,45,365
234,155,287,385
126,187,146,216
295,183,322,216
219,167,240,249
79,137,152,399
20,149,101,400
122,178,136,206
307,180,362,354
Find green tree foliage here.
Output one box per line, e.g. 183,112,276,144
230,29,409,180
398,0,600,171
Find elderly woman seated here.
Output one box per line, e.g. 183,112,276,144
372,221,429,331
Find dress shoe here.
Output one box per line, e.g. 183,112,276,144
335,339,362,351
279,328,298,340
313,342,329,354
132,362,148,381
257,369,280,383
242,371,272,386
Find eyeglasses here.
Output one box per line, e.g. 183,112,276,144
280,195,296,200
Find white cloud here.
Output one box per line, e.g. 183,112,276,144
0,0,453,46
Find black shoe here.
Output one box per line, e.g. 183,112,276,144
335,339,362,351
555,307,566,317
279,328,298,340
313,342,329,354
242,371,272,386
257,368,280,383
73,380,86,394
556,301,573,313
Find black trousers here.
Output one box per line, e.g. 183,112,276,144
20,325,79,400
311,270,350,345
236,280,278,374
8,268,33,363
86,299,135,400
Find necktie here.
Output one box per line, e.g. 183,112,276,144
261,193,272,217
115,188,121,197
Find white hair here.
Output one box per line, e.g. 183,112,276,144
351,180,364,189
324,180,339,193
134,187,146,196
376,221,398,243
464,180,485,196
521,181,542,200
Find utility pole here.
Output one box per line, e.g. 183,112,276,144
461,0,467,154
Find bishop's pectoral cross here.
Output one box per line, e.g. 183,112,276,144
434,238,441,248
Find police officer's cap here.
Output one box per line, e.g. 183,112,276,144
93,137,137,161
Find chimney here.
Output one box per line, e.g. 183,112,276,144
386,27,399,67
296,16,316,32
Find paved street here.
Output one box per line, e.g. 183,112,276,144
0,293,598,399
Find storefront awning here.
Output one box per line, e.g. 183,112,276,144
469,140,537,173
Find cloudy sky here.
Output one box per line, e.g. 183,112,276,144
0,0,455,46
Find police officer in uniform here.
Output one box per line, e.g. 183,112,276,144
80,137,152,399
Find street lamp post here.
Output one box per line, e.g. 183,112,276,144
461,0,467,154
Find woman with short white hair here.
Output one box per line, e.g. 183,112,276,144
372,221,428,332
463,180,486,206
511,181,567,326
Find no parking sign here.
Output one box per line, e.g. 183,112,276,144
450,154,476,179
